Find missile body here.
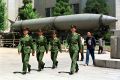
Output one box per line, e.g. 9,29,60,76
11,14,117,31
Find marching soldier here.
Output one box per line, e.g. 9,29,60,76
18,27,35,75
67,25,81,75
49,30,62,69
35,29,48,71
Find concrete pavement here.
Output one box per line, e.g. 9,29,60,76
0,48,120,80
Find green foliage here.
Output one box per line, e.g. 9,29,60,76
104,32,111,42
19,0,39,20
53,0,72,16
84,0,110,15
84,0,111,41
0,0,7,32
23,0,32,5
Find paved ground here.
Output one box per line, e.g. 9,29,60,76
0,48,120,80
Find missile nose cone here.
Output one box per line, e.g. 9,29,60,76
102,15,118,25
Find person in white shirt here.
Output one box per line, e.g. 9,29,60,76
98,37,103,54
80,37,84,61
77,36,84,61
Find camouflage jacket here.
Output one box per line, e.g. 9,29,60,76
18,35,35,53
35,35,48,53
49,37,62,52
67,32,81,52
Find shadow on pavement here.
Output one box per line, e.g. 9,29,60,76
58,71,70,74
13,71,29,74
44,67,52,68
13,71,22,74
31,69,38,71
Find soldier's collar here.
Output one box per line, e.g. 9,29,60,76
24,34,29,37
72,32,77,35
39,35,43,37
53,37,57,40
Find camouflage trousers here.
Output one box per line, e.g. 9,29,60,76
51,51,58,67
21,53,30,72
69,50,79,73
36,52,45,69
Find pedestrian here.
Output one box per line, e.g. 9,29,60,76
67,25,81,75
85,32,96,66
80,36,84,61
49,30,62,69
35,29,48,71
18,27,35,75
98,37,103,54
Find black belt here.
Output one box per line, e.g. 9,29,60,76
37,45,44,47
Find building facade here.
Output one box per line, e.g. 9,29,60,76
34,0,82,17
4,0,120,31
34,0,120,30
34,0,115,17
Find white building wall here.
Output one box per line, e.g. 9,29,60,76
5,0,34,32
7,0,16,32
115,0,120,30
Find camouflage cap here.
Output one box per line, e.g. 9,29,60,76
51,30,57,35
37,29,43,32
71,25,77,29
22,27,29,31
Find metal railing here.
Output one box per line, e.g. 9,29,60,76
0,39,110,49
0,39,19,47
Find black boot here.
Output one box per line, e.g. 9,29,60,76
38,63,41,71
75,68,79,73
52,65,56,69
41,63,45,69
38,67,41,72
28,65,31,72
69,71,74,75
22,71,26,75
75,64,79,73
55,61,58,67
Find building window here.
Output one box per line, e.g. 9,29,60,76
73,4,79,14
45,8,51,17
45,7,54,17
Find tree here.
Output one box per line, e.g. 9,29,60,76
84,0,109,15
53,0,72,16
19,0,39,20
84,0,111,40
0,0,7,32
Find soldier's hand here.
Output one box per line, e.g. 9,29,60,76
18,52,21,55
32,53,35,56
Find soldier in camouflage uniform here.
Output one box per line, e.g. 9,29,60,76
35,29,48,71
49,30,62,69
67,25,81,75
18,27,35,75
